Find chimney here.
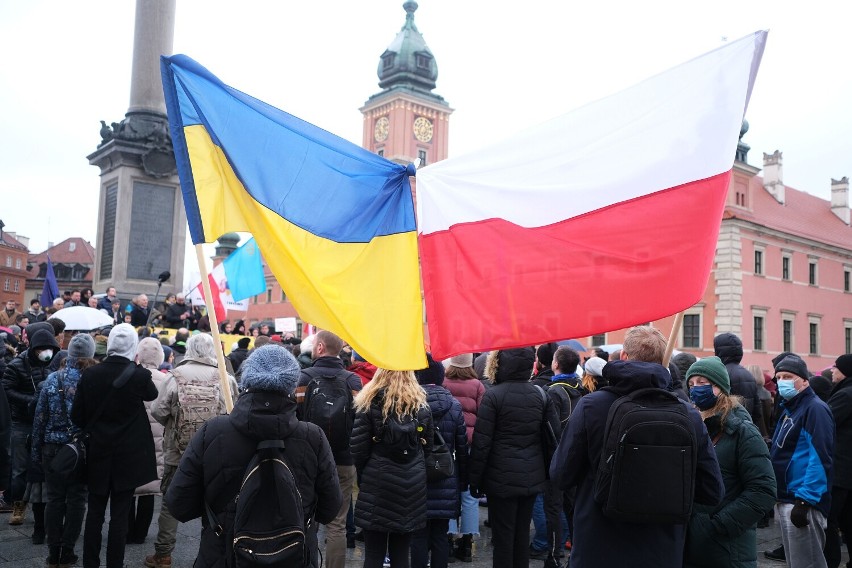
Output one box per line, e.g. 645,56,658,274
831,177,850,224
15,235,29,249
763,150,785,204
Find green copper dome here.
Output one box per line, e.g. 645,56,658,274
377,2,438,92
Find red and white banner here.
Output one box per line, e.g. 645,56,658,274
416,31,767,359
187,261,250,321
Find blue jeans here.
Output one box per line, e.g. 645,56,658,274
448,490,480,535
9,423,32,502
532,493,569,551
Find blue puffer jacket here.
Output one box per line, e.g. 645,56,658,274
770,386,834,517
423,385,468,519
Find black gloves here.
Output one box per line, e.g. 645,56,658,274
469,486,483,499
790,500,811,528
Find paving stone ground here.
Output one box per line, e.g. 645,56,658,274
0,497,841,567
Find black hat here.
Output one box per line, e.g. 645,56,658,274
415,353,444,386
775,355,809,381
834,354,852,378
238,337,252,349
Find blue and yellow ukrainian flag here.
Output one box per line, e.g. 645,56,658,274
161,55,426,370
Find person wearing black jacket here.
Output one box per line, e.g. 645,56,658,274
469,347,560,568
1,323,59,525
163,294,191,329
227,337,251,374
713,332,767,437
825,354,852,568
296,330,361,568
165,345,342,568
71,324,158,568
550,326,724,568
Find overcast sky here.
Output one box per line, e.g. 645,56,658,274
1,1,849,288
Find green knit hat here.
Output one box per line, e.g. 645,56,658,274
685,356,730,395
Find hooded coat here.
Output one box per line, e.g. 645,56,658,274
684,405,776,568
164,390,342,568
1,328,59,423
422,384,468,519
713,333,766,436
550,360,724,568
468,348,560,498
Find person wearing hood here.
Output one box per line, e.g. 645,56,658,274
412,355,468,568
71,323,159,568
2,322,60,525
146,333,237,568
825,354,852,568
469,347,560,568
550,326,724,568
683,357,776,568
164,344,342,568
769,354,834,568
31,334,98,567
713,333,767,438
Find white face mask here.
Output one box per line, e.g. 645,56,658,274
37,349,54,362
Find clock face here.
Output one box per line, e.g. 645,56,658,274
413,117,433,143
374,117,389,142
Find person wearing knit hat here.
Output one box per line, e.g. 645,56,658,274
768,354,834,567
682,357,777,567
826,354,852,565
444,353,473,369
67,333,96,361
415,353,445,386
71,322,158,568
162,345,342,568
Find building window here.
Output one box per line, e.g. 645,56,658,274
3,279,8,291
382,54,395,70
281,289,287,302
845,269,850,292
69,242,76,252
266,289,272,303
809,260,818,285
754,316,764,351
782,255,791,281
13,279,18,292
15,258,21,269
418,149,427,167
377,149,384,157
591,334,606,347
4,256,10,267
809,322,819,355
252,295,258,305
754,249,763,275
782,319,793,353
846,325,852,354
415,53,431,70
682,314,700,348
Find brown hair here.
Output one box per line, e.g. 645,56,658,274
445,365,478,380
622,326,666,364
699,392,744,427
315,330,343,357
582,373,597,393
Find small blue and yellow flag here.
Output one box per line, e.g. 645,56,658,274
161,55,426,370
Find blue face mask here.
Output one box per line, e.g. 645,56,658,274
689,384,718,410
777,379,799,400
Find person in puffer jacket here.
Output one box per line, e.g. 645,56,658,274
468,347,560,568
412,355,468,568
714,332,767,437
164,345,341,568
770,355,834,568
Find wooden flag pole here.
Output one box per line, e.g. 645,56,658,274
195,244,235,412
663,311,685,369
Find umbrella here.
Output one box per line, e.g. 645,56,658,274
557,339,587,352
49,306,114,331
597,343,682,358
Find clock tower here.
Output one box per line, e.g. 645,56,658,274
360,1,452,167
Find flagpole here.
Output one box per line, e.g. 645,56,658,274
663,311,685,368
194,244,235,412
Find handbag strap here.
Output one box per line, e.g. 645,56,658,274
79,362,136,437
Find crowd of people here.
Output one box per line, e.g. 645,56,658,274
1,302,851,568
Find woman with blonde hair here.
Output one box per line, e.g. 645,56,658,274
352,368,434,568
684,357,776,568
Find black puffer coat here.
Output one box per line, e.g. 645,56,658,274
714,333,766,436
829,376,852,489
164,390,342,568
2,328,59,423
423,384,468,519
352,393,433,533
468,349,560,498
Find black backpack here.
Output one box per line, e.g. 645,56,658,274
375,412,423,463
593,387,698,524
302,369,355,453
207,440,310,567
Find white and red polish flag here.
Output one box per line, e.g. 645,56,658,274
416,31,768,360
